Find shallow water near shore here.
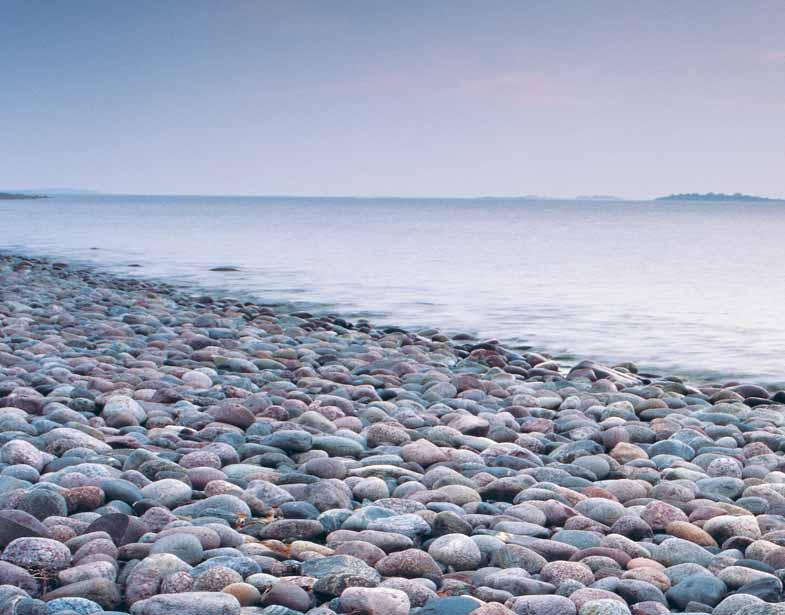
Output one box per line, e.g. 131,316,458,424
2,194,784,383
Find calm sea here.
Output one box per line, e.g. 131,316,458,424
2,194,784,384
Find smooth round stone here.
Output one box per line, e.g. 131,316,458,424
1,439,50,471
18,489,68,521
640,501,688,531
244,481,294,507
703,515,761,544
1,537,71,572
427,534,482,571
260,519,324,540
509,595,577,615
556,579,586,597
401,440,449,467
192,565,243,591
729,385,769,399
648,439,695,460
305,479,354,512
140,479,192,508
334,541,386,566
482,567,554,596
0,559,41,594
43,579,121,608
664,521,716,547
259,581,312,611
160,570,194,594
736,497,769,515
46,597,103,615
735,577,783,601
2,465,40,482
380,578,438,608
179,451,222,469
173,495,251,519
552,530,603,550
707,457,742,478
85,513,147,546
418,596,479,615
541,561,594,586
375,549,442,580
569,589,628,611
575,499,626,525
341,587,411,615
713,595,766,615
666,574,727,609
366,513,430,539
313,436,366,458
150,533,204,565
352,477,390,501
0,510,48,547
610,515,653,541
653,538,714,567
695,477,745,501
303,458,347,479
664,563,712,586
579,600,631,615
102,395,146,427
301,554,382,596
621,568,670,593
494,520,549,538
182,371,213,389
491,544,547,573
614,579,667,605
432,511,472,536
14,597,48,615
263,430,313,453
58,560,117,585
128,592,241,615
191,555,260,579
574,457,611,480
222,582,260,607
280,501,320,520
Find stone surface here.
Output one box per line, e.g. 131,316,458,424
129,592,241,615
1,538,71,573
340,587,410,615
0,254,782,615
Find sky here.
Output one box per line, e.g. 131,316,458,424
1,0,784,198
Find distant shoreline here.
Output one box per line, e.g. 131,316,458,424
656,192,783,202
0,192,48,200
3,190,784,203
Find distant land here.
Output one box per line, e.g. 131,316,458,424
0,192,47,200
2,189,782,203
4,187,98,194
656,192,784,202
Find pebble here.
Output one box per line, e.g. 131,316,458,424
260,580,311,611
509,595,577,615
0,254,785,615
340,586,410,615
128,592,241,615
665,574,727,610
427,533,481,570
2,537,71,573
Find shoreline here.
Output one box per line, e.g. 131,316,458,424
2,252,785,614
2,248,781,389
0,192,48,200
2,250,784,393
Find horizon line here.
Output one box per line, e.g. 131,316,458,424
5,189,785,201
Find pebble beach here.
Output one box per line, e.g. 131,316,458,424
2,252,785,615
